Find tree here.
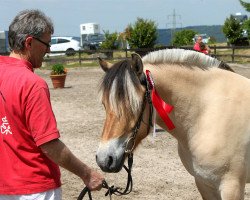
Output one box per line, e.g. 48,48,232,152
243,19,250,39
222,15,246,45
100,31,118,58
239,0,250,40
239,0,250,11
125,18,157,49
172,30,197,47
100,31,118,50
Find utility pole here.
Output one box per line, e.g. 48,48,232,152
167,9,182,45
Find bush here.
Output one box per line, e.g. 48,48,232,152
125,18,157,49
100,31,119,50
172,30,197,47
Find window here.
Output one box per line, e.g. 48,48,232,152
57,39,70,44
50,38,57,45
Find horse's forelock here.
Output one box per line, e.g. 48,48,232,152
100,60,143,119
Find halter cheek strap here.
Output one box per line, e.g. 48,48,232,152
124,73,153,154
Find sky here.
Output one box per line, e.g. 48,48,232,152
1,0,250,37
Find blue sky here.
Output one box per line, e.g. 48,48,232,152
0,0,249,37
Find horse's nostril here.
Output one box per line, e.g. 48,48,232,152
107,156,113,167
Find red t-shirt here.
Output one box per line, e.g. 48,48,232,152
0,56,61,194
193,43,201,51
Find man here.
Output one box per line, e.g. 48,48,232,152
0,9,104,199
193,35,211,54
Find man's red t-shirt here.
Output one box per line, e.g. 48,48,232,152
193,43,201,51
0,56,61,194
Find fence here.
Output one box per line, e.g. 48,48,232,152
209,45,250,63
2,45,250,65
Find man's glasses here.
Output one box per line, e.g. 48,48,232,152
33,37,51,48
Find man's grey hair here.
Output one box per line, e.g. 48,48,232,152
8,9,54,51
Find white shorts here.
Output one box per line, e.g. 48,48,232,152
0,187,62,200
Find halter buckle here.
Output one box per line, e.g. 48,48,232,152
125,136,135,154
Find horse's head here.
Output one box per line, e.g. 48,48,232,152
96,54,152,173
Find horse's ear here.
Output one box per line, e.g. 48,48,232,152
131,53,143,76
98,57,112,72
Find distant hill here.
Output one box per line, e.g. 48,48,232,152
156,25,227,46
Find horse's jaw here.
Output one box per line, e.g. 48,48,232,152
96,137,126,173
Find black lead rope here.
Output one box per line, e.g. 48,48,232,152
77,187,92,200
77,154,133,200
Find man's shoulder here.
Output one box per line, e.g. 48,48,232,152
193,43,201,51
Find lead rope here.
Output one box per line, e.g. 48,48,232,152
77,154,133,200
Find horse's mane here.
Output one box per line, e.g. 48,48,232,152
142,49,234,72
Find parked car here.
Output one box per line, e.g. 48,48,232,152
49,36,81,56
81,33,105,50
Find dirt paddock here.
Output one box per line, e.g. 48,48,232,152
36,63,250,200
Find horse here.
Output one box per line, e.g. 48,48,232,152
96,48,250,200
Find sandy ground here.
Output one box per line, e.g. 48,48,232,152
35,63,250,200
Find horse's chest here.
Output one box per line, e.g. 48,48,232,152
178,144,223,186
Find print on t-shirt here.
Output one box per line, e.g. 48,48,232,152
1,116,12,134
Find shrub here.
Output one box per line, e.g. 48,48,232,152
51,63,67,75
172,30,197,47
125,18,157,49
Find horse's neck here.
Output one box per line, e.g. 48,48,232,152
144,63,212,141
144,63,208,102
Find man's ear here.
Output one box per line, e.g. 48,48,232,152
98,57,112,72
131,53,143,76
25,36,33,49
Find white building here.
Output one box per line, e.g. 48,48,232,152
80,23,100,35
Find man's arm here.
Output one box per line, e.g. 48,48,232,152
40,139,104,191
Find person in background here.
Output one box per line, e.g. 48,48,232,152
193,35,211,54
0,9,104,200
199,42,210,55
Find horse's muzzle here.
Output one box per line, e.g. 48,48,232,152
96,152,126,173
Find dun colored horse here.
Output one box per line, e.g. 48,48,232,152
96,49,250,199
